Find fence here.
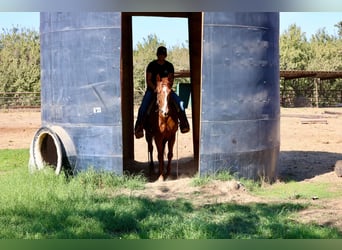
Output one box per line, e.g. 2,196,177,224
281,89,342,107
1,89,342,110
0,92,40,109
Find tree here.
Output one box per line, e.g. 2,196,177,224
279,24,311,70
335,21,342,37
279,24,313,104
308,28,342,71
167,42,190,86
308,28,342,106
280,23,342,107
0,27,40,93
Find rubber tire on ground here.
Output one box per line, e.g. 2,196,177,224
29,127,63,175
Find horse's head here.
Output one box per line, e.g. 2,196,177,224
156,75,172,118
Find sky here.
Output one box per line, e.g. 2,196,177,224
0,12,341,48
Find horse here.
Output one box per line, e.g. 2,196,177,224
144,75,178,181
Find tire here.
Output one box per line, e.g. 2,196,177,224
29,127,64,175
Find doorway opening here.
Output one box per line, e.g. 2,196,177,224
121,13,202,179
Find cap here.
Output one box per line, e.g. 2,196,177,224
156,46,167,56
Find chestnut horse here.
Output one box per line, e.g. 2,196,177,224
144,75,178,181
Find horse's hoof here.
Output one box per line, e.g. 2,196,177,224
157,175,164,182
149,165,154,174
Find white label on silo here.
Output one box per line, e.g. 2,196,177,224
93,107,102,113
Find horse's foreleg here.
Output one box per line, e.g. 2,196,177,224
146,135,154,174
166,136,176,178
156,140,165,181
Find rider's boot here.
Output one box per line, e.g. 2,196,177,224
178,110,190,133
170,95,190,134
134,118,144,139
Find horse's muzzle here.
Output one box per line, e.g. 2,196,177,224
161,111,168,118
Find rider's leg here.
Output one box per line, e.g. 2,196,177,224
135,90,154,139
170,91,190,133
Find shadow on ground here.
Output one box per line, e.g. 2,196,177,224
124,157,198,182
278,151,342,181
124,151,342,182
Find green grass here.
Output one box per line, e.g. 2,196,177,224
0,148,29,172
0,149,341,239
191,171,267,195
252,181,342,200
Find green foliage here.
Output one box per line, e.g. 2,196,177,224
335,21,342,37
280,22,342,72
308,28,342,71
280,24,311,71
168,43,191,87
0,27,40,93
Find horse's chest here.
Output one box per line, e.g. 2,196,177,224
158,117,177,134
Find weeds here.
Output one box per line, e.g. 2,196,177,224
73,167,146,190
191,170,261,192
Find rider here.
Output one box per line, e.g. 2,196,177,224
134,46,190,139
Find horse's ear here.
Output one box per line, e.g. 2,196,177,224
156,74,161,82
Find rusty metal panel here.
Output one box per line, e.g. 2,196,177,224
200,12,280,180
39,12,123,174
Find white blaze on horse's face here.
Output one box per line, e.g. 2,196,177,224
161,85,168,117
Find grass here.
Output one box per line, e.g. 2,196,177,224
0,148,29,172
191,171,267,194
192,170,342,201
252,181,342,200
0,149,341,239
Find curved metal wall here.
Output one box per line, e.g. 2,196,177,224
32,12,279,180
37,12,122,173
200,12,280,180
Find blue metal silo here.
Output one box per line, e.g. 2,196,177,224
200,12,280,180
30,12,123,174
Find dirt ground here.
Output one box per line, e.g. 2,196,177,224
1,107,342,231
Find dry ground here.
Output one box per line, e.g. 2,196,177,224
1,107,342,231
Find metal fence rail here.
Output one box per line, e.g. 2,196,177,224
1,89,342,109
0,92,40,109
281,89,342,107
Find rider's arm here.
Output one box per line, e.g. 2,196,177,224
168,62,175,87
146,71,155,90
168,72,174,87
